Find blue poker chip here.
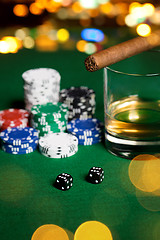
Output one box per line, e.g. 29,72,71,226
78,138,102,145
0,127,39,146
2,144,37,154
67,118,104,135
77,134,102,141
3,140,38,152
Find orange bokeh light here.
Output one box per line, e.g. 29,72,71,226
45,1,62,13
13,4,29,17
71,2,83,13
29,3,44,15
31,224,69,240
76,40,87,52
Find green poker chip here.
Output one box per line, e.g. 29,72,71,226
31,102,68,118
31,102,68,136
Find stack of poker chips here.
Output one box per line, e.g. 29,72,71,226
22,68,61,111
0,109,29,132
59,86,96,121
0,127,39,154
30,102,68,137
39,132,78,158
67,118,104,145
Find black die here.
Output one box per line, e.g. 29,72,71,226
55,173,73,191
87,167,104,184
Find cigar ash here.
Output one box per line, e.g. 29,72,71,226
84,55,99,72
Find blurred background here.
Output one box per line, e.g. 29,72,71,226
0,0,159,54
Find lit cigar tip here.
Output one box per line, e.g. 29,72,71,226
84,55,99,72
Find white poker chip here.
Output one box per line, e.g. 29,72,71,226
22,68,61,111
39,132,78,158
22,68,61,84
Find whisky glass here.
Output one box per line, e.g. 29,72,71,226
104,50,160,159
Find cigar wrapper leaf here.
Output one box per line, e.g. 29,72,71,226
84,30,160,72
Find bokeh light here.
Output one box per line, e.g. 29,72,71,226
13,4,29,17
62,0,72,7
129,2,141,14
128,154,160,193
76,40,87,52
0,41,10,54
79,0,99,9
85,42,97,54
29,3,44,15
15,28,29,40
36,35,58,51
136,23,151,37
143,3,155,17
2,36,20,53
125,14,137,27
136,188,160,212
31,224,69,240
100,2,114,15
57,28,70,42
81,28,104,42
0,0,159,54
74,221,113,240
56,8,68,19
23,36,35,49
45,1,62,12
72,2,83,13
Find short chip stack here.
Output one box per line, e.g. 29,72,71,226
22,68,61,111
30,102,68,137
67,118,104,145
0,109,29,132
0,127,39,154
59,86,96,121
39,132,78,158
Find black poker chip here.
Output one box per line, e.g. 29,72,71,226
59,86,96,121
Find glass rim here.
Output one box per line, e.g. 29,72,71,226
106,49,160,77
105,66,160,77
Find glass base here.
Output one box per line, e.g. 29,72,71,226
105,133,160,160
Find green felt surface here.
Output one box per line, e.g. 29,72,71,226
0,49,160,240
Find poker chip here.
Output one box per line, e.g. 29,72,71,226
22,68,61,111
0,127,39,155
39,132,78,158
78,138,102,145
30,102,68,137
67,118,104,146
0,109,29,131
59,86,96,121
0,127,39,145
67,118,103,134
2,144,37,155
31,102,68,119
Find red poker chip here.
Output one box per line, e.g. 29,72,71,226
1,120,29,131
0,109,29,125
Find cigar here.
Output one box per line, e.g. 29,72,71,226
84,30,160,72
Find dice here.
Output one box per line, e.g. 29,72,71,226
87,167,104,184
55,173,73,191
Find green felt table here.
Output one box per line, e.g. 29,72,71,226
0,48,160,240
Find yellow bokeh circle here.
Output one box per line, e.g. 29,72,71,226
129,154,160,192
31,224,69,240
74,221,113,240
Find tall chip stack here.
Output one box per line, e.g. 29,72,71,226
22,68,61,111
30,102,68,136
59,86,96,121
